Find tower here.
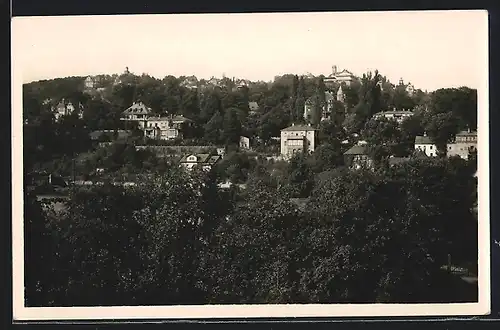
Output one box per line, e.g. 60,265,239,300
337,85,345,103
332,65,338,74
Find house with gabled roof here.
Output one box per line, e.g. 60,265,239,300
121,101,153,122
179,153,221,171
343,141,374,170
414,133,437,157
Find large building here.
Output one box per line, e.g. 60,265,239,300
372,109,414,124
280,124,317,160
414,133,438,157
303,91,335,122
121,102,192,140
447,130,478,159
324,65,355,86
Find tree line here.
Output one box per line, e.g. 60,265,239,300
25,153,478,306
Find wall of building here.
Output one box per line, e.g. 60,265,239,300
415,143,437,157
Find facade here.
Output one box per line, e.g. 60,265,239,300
414,134,438,157
121,103,192,140
324,65,355,86
53,99,83,121
373,109,414,124
179,153,221,171
280,124,317,160
239,136,250,150
84,76,96,89
344,143,374,170
179,76,199,90
447,130,478,159
303,91,335,121
248,101,260,113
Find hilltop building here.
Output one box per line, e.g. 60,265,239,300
324,65,355,86
344,141,374,170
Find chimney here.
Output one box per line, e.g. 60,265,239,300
423,131,427,137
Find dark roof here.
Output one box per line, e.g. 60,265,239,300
179,153,212,163
456,130,477,137
123,102,152,115
281,124,317,132
344,144,369,155
415,135,434,144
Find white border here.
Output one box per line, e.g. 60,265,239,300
11,10,491,321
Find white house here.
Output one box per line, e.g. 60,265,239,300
414,133,438,157
280,124,317,160
239,136,250,150
53,99,83,121
447,130,478,160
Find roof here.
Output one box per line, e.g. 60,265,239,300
281,124,317,132
374,110,414,116
327,69,354,78
344,144,369,155
415,135,434,144
179,153,211,163
456,130,477,137
172,115,192,123
248,101,259,111
123,102,152,115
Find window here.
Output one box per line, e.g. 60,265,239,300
430,145,433,150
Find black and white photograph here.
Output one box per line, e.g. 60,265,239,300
12,10,490,320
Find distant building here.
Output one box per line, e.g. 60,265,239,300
84,76,96,89
324,65,355,86
280,124,317,160
344,143,374,170
179,76,199,90
414,133,437,157
248,101,260,113
179,153,221,171
121,102,153,125
239,136,250,150
53,99,83,121
447,130,478,159
373,109,414,124
303,91,335,122
143,115,193,140
336,85,345,103
121,102,192,140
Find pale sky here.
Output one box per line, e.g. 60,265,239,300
12,10,488,91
